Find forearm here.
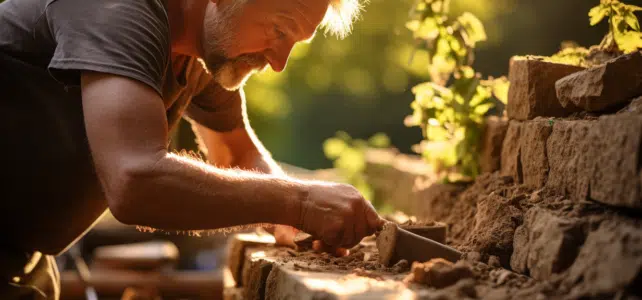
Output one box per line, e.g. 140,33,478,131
113,150,305,231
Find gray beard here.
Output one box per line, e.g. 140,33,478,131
201,2,266,91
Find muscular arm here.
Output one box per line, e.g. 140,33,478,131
190,90,301,245
81,72,304,231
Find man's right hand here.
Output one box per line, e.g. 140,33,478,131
298,182,385,249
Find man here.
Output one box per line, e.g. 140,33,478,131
0,0,384,298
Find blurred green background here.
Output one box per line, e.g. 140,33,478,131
171,0,609,169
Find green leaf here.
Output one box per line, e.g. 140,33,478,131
335,131,352,142
335,148,365,173
589,4,610,26
413,17,440,40
323,138,347,159
368,133,391,148
615,30,642,53
426,125,450,141
624,4,642,13
457,12,487,45
489,77,510,104
624,12,640,31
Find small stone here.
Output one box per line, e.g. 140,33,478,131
496,270,514,285
488,256,502,268
464,252,482,263
409,258,475,289
393,259,409,270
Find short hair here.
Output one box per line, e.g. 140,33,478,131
320,0,366,39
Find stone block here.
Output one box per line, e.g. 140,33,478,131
545,120,594,201
563,219,642,297
500,121,523,181
480,116,509,174
520,120,553,189
242,258,274,300
226,233,275,286
507,57,584,120
511,207,585,280
588,113,642,209
556,51,642,112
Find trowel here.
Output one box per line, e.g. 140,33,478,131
293,222,462,266
376,222,462,266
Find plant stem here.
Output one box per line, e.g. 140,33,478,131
609,4,618,50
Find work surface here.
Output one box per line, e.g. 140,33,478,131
224,233,416,300
223,232,536,300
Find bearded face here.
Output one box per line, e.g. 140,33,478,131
200,0,330,91
201,2,268,91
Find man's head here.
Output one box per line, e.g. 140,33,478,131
201,0,363,90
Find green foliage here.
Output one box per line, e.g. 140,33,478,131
549,45,590,66
404,0,508,180
590,0,642,53
323,132,390,205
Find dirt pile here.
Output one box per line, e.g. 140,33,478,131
276,237,411,275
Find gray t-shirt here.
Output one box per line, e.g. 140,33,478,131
0,0,243,254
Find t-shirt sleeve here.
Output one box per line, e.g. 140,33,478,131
45,0,169,96
184,80,245,132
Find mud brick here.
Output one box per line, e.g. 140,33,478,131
507,57,584,120
264,263,415,299
226,233,275,287
556,51,642,112
480,116,509,174
511,207,585,280
545,120,594,201
500,121,523,181
588,113,642,209
562,219,642,297
519,120,553,189
242,258,274,300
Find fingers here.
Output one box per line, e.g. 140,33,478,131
364,200,385,234
321,214,344,247
340,220,356,248
312,240,350,257
273,225,298,249
353,202,367,246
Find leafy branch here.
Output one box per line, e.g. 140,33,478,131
589,0,642,53
404,0,508,180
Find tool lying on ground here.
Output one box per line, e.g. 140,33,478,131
376,222,462,266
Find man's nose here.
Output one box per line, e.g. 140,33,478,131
266,42,294,73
